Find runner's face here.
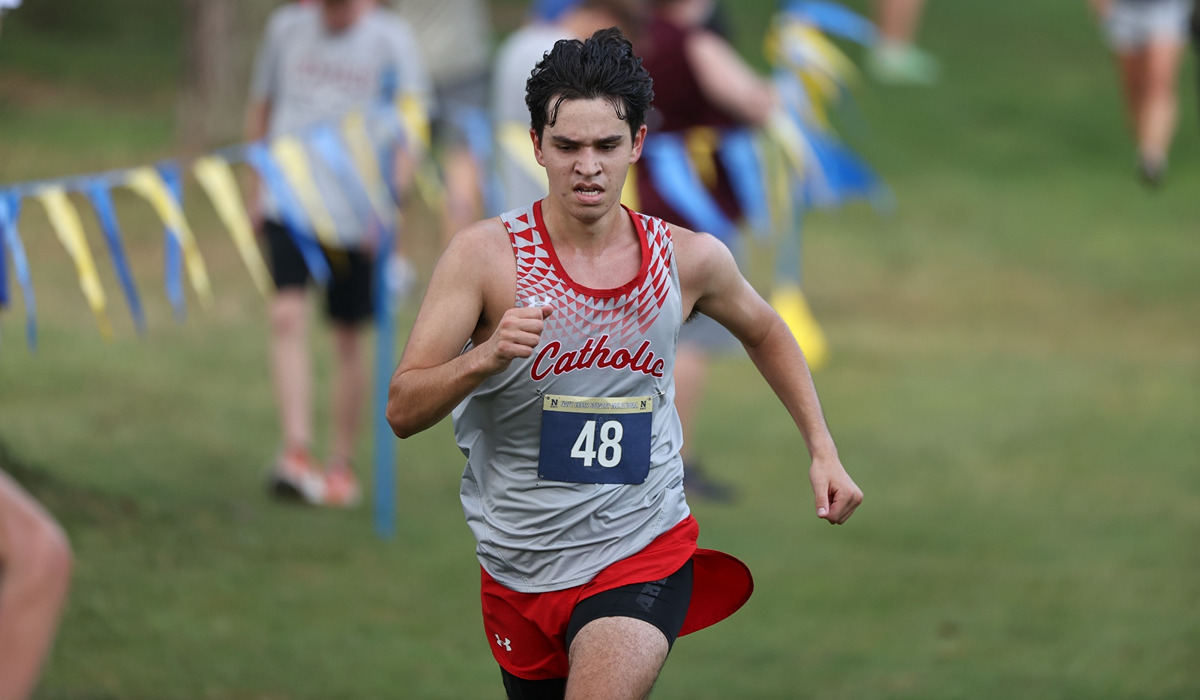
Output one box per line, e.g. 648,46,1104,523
533,97,645,224
321,0,370,33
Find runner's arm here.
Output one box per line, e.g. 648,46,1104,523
386,221,551,438
681,229,862,523
687,30,778,127
0,470,72,700
243,98,272,231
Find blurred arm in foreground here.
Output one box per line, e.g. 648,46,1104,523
0,469,72,700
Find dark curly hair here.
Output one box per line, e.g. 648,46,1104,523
525,27,654,139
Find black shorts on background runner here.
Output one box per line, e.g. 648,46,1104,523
263,219,374,325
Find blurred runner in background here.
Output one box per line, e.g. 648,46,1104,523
245,0,430,506
1091,0,1194,186
395,0,494,242
867,0,940,85
632,0,779,502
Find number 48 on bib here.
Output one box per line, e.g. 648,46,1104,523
538,394,653,485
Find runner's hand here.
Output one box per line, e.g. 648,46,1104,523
484,305,553,374
810,456,863,525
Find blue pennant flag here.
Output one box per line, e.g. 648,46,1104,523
782,1,878,45
718,129,770,237
84,180,146,334
245,142,331,286
0,193,7,311
452,105,504,217
157,163,187,321
370,206,400,537
642,133,738,245
308,124,380,235
0,191,37,349
803,129,888,209
775,202,805,285
532,0,579,22
367,100,407,208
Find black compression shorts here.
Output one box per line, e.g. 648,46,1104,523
499,560,694,700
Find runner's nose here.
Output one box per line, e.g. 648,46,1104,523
575,148,602,177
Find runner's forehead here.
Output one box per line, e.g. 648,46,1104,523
546,97,629,141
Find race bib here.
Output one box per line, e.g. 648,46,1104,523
538,394,653,485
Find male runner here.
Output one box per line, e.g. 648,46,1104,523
387,28,861,699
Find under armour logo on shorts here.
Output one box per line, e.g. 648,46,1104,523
495,633,512,652
636,577,669,612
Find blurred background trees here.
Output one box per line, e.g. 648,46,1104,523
180,0,278,150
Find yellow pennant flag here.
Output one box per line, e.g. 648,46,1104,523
270,136,342,247
765,111,810,178
192,156,272,299
761,132,794,239
793,34,852,129
770,283,829,370
396,94,445,210
36,187,113,340
124,167,213,309
397,94,432,155
341,112,394,224
799,75,836,128
684,126,722,190
621,161,640,211
497,121,549,193
798,25,861,89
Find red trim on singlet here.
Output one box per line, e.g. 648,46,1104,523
479,515,754,680
530,200,651,300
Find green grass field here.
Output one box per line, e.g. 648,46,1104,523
2,0,1198,697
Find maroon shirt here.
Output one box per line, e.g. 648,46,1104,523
635,15,743,226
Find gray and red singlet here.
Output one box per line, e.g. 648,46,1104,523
453,200,691,594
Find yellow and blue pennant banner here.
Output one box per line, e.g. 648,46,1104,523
763,2,890,369
0,91,434,349
0,2,891,538
0,1,887,362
